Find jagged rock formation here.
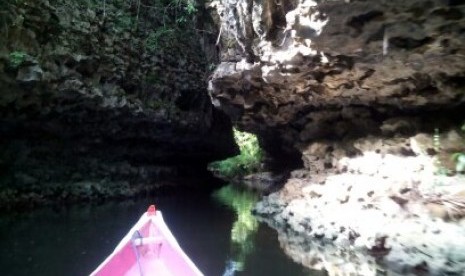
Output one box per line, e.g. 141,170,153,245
0,0,237,207
209,0,465,163
208,0,465,274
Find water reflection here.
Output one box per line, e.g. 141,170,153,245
1,189,315,276
258,217,379,276
213,184,259,276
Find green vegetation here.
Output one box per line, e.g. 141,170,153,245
145,26,175,51
174,0,197,24
8,51,27,68
213,185,259,272
72,0,201,51
433,125,465,175
209,128,263,178
114,12,133,31
452,123,465,173
142,0,199,51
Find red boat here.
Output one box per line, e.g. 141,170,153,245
91,205,203,276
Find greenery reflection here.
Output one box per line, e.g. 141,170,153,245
213,184,259,275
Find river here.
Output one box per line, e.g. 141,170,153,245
0,184,323,276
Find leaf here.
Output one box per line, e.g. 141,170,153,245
208,128,262,178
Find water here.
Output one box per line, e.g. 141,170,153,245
0,185,319,276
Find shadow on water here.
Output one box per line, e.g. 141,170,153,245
0,184,319,276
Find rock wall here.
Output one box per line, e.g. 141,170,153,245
208,0,465,274
209,0,465,166
0,0,238,207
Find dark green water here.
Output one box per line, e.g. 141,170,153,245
0,186,318,276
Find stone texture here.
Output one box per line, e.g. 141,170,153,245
208,0,465,274
0,0,237,208
208,0,465,163
255,164,465,275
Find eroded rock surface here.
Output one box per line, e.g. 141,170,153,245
0,0,237,207
208,0,465,274
251,130,465,275
256,168,465,275
209,0,465,159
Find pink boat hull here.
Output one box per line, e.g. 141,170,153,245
91,206,203,276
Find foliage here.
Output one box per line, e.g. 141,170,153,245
81,0,100,8
114,12,133,31
452,123,465,173
8,51,27,68
434,124,465,175
103,0,200,51
175,0,197,24
145,26,175,51
209,128,263,178
184,1,197,15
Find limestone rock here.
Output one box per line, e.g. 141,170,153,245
209,0,465,166
0,0,238,207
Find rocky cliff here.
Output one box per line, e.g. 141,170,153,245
0,0,238,208
208,0,465,274
209,0,465,165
